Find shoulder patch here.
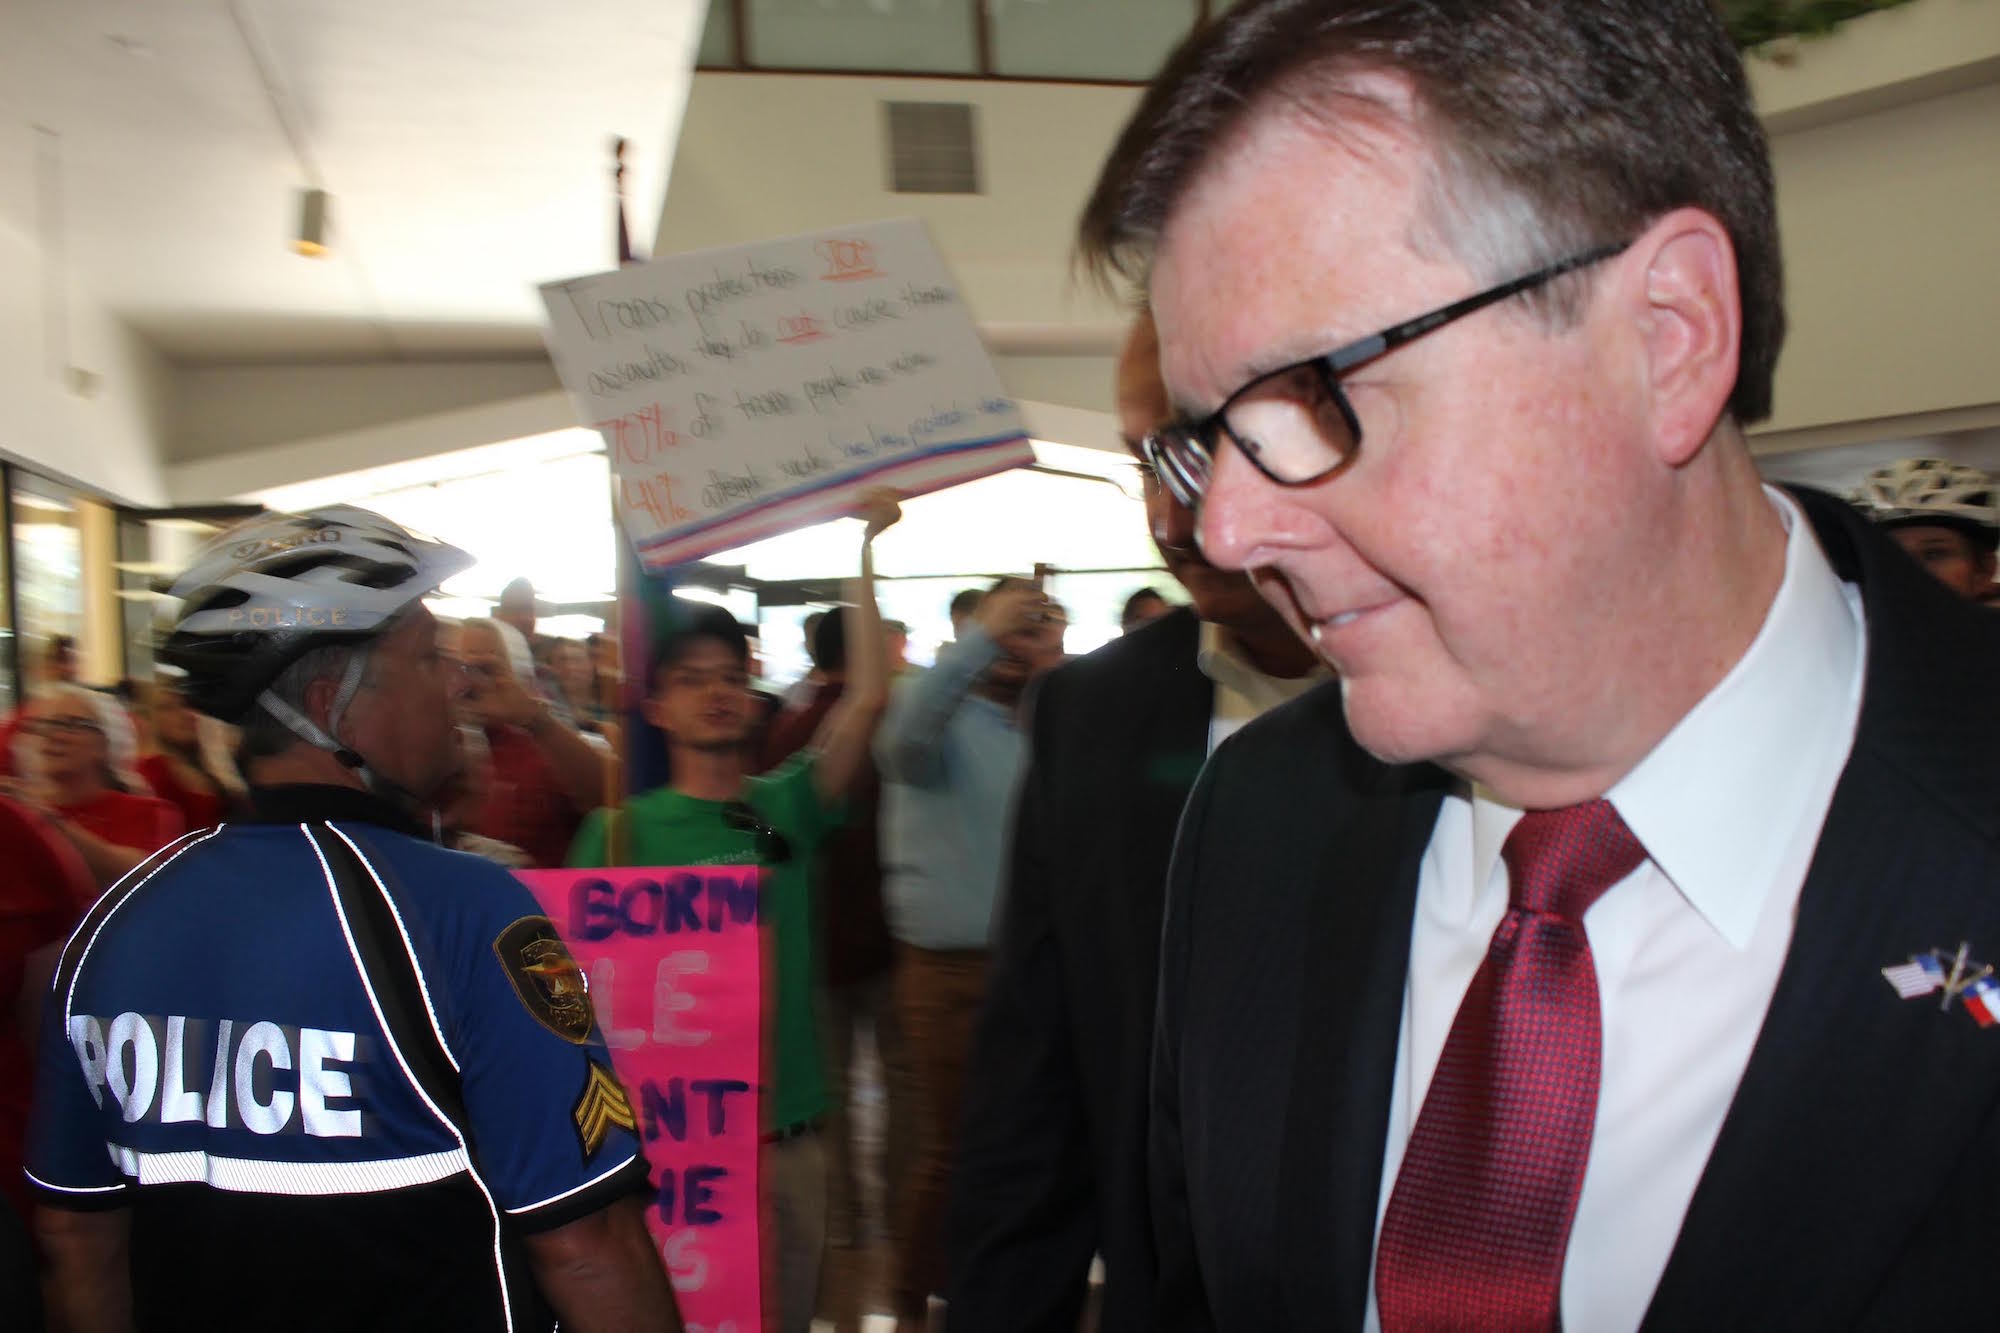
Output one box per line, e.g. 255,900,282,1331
574,1060,638,1158
493,915,595,1044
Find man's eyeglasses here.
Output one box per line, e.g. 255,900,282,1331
722,801,793,865
29,717,103,738
1140,243,1630,509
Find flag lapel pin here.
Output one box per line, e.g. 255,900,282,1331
1882,942,2000,1026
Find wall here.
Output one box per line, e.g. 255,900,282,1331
169,357,562,464
164,7,2000,501
659,72,1137,337
0,218,169,505
1761,79,2000,440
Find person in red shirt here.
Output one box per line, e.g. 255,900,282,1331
458,619,607,868
17,686,182,884
0,795,97,1235
0,635,80,778
135,678,231,833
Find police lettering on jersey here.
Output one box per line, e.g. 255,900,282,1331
69,1012,364,1137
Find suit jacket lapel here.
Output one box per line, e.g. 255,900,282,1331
1279,754,1448,1330
1645,490,2000,1327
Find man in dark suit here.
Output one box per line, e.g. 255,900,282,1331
1075,1,2000,1328
945,313,1321,1333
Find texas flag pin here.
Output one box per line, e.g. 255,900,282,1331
1882,941,1999,1026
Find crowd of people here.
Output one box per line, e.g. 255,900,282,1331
5,1,2000,1330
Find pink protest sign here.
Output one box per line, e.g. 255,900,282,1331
519,867,765,1333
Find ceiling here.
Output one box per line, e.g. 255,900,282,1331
695,0,1201,81
0,0,704,363
2,0,1995,520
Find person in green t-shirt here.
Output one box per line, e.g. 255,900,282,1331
569,489,900,1333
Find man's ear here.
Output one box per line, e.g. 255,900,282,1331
301,676,341,738
1626,208,1742,468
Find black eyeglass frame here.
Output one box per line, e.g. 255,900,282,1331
1141,242,1631,509
28,717,105,738
721,800,793,865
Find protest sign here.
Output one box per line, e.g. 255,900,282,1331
519,866,765,1333
541,218,1034,570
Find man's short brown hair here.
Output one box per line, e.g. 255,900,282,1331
1079,0,1784,424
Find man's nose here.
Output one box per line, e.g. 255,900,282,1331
1196,439,1276,571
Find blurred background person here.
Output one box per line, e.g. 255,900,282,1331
496,575,541,641
571,490,901,1333
552,637,621,751
948,309,1324,1333
947,589,983,643
458,617,607,868
587,631,625,717
875,576,1063,1333
1852,458,1998,602
884,619,912,678
0,792,97,1301
135,676,233,832
764,605,907,1333
785,611,830,708
0,637,80,779
13,685,182,885
1119,586,1170,634
433,725,535,868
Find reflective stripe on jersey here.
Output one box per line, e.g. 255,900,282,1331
58,826,227,1021
47,1146,468,1195
302,822,517,1332
324,823,463,1070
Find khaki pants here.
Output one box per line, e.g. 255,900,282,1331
890,943,989,1320
764,1131,827,1333
822,971,912,1250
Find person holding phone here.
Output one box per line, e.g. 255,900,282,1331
875,573,1063,1332
456,617,608,868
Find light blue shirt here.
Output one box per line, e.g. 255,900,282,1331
875,625,1024,950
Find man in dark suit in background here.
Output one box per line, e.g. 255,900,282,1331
945,312,1322,1333
1078,1,2000,1329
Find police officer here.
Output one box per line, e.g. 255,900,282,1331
26,506,680,1332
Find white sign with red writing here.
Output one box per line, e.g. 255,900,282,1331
540,219,1033,570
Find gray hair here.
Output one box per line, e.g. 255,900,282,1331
235,637,381,765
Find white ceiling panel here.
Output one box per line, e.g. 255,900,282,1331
0,0,704,362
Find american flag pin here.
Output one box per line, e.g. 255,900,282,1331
1882,942,1999,1026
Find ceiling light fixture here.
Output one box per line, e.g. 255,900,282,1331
295,187,330,257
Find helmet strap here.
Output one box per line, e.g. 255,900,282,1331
255,646,425,811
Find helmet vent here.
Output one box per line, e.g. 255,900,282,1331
194,587,251,613
264,552,411,589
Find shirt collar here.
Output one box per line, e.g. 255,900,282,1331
1468,487,1864,947
249,783,430,839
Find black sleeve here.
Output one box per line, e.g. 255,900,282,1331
1152,739,1218,1333
945,672,1099,1333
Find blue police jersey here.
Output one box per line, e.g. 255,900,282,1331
26,786,647,1331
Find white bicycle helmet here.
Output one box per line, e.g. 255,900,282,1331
1851,459,1999,539
160,505,473,727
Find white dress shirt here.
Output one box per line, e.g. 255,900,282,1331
1364,489,1867,1333
1197,619,1327,753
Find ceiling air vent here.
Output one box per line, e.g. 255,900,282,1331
884,101,981,195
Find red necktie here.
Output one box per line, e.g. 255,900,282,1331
1375,800,1646,1333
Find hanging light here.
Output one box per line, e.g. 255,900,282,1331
294,187,330,257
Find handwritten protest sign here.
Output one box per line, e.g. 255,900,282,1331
519,867,765,1333
541,218,1034,570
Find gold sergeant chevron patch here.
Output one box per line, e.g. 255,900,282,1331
573,1061,637,1158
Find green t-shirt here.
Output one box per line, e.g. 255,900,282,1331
567,754,841,1132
